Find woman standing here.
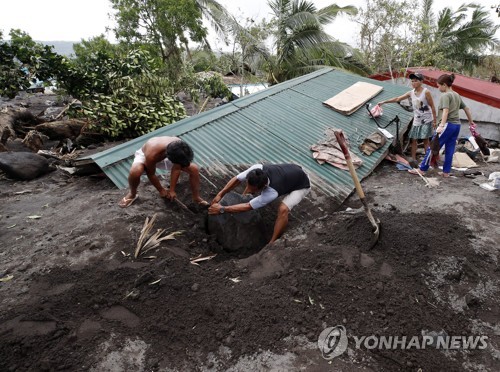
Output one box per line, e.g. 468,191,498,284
410,73,475,178
378,72,437,164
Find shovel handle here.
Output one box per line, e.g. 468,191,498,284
334,130,366,199
334,130,351,161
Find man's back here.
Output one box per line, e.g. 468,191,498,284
142,136,180,163
263,163,310,196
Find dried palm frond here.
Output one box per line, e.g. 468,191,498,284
134,214,183,258
189,253,217,265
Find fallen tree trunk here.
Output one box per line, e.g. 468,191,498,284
35,119,86,140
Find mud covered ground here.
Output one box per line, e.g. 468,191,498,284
0,149,499,371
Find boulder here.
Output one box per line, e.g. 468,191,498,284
0,152,52,180
207,192,268,252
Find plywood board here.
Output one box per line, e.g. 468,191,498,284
452,152,478,168
323,82,383,115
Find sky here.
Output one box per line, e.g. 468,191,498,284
1,0,499,48
0,0,116,41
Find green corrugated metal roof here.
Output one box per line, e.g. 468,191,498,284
84,68,413,204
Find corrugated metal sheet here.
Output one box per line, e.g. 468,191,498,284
84,68,413,204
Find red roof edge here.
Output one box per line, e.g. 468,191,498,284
370,68,500,109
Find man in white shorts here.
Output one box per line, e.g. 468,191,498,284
118,136,208,208
209,163,311,244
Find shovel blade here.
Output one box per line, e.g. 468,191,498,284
368,219,381,249
364,208,381,249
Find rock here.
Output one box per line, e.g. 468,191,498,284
207,192,268,252
0,152,52,180
191,283,200,292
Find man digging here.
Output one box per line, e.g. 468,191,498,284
118,136,208,208
209,163,311,244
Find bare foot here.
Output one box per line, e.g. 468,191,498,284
193,198,209,207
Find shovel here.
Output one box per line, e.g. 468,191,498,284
334,130,381,248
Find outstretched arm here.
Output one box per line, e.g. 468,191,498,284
208,202,252,215
378,92,411,106
211,176,241,205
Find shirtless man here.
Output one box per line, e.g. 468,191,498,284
118,136,208,207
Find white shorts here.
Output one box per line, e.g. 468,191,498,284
282,187,310,210
132,149,173,171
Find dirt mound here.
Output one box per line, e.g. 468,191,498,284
0,208,490,371
1,153,499,371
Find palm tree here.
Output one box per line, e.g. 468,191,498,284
195,0,232,41
419,0,435,44
266,0,361,83
419,1,499,72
